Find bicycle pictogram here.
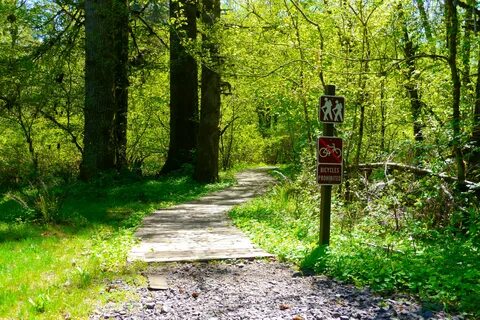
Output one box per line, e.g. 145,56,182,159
319,143,342,158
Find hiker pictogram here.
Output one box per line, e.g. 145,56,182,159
322,97,333,121
319,95,345,123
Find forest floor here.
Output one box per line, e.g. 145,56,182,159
89,169,465,320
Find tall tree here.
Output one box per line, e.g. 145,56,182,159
161,0,199,173
194,0,221,182
469,48,480,178
349,1,376,166
445,0,466,184
399,5,424,152
81,0,129,180
113,0,129,171
415,0,432,42
465,1,480,179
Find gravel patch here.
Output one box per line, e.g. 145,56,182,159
90,259,464,320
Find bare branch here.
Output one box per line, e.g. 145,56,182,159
220,116,240,136
227,59,314,79
40,110,83,154
137,15,169,49
349,162,478,188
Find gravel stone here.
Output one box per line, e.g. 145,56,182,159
144,302,155,310
90,260,463,320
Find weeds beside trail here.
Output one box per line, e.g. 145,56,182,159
0,171,234,319
230,166,480,318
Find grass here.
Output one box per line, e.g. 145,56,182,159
0,224,138,319
229,169,480,318
0,170,234,319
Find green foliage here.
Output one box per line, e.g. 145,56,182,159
1,0,480,317
320,232,480,314
28,292,50,313
0,171,233,319
230,168,480,317
5,180,61,223
1,0,479,182
230,168,320,261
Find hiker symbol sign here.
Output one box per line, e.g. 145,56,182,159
319,95,345,123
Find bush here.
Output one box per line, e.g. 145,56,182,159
5,180,61,223
230,165,480,317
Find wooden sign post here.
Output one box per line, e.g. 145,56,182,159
318,85,344,246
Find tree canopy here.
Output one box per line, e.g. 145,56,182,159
0,0,479,185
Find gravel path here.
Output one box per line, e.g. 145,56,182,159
90,259,463,320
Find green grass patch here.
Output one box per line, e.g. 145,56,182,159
230,178,480,317
0,172,234,319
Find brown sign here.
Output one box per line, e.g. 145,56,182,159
317,137,342,163
319,95,345,123
317,137,343,185
317,164,342,184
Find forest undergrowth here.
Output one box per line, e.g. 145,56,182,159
0,167,234,319
230,165,480,318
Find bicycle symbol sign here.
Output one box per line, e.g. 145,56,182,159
319,143,342,159
317,137,343,185
317,137,342,164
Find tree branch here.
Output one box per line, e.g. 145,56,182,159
227,59,314,79
348,162,479,188
220,116,240,136
457,0,480,16
31,9,81,61
136,15,169,49
40,110,83,154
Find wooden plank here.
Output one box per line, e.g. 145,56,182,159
128,169,276,263
147,274,168,290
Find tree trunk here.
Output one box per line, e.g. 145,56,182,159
401,19,424,148
194,0,221,183
287,7,313,156
467,48,480,179
446,0,466,185
380,74,386,152
415,0,432,41
398,3,425,159
161,0,199,174
113,0,129,171
81,0,116,180
462,1,472,87
354,26,369,166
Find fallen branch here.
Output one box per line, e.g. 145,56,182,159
347,162,479,189
362,242,405,254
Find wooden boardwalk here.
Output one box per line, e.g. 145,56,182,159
128,168,276,262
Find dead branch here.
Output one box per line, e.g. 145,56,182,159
348,162,479,189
